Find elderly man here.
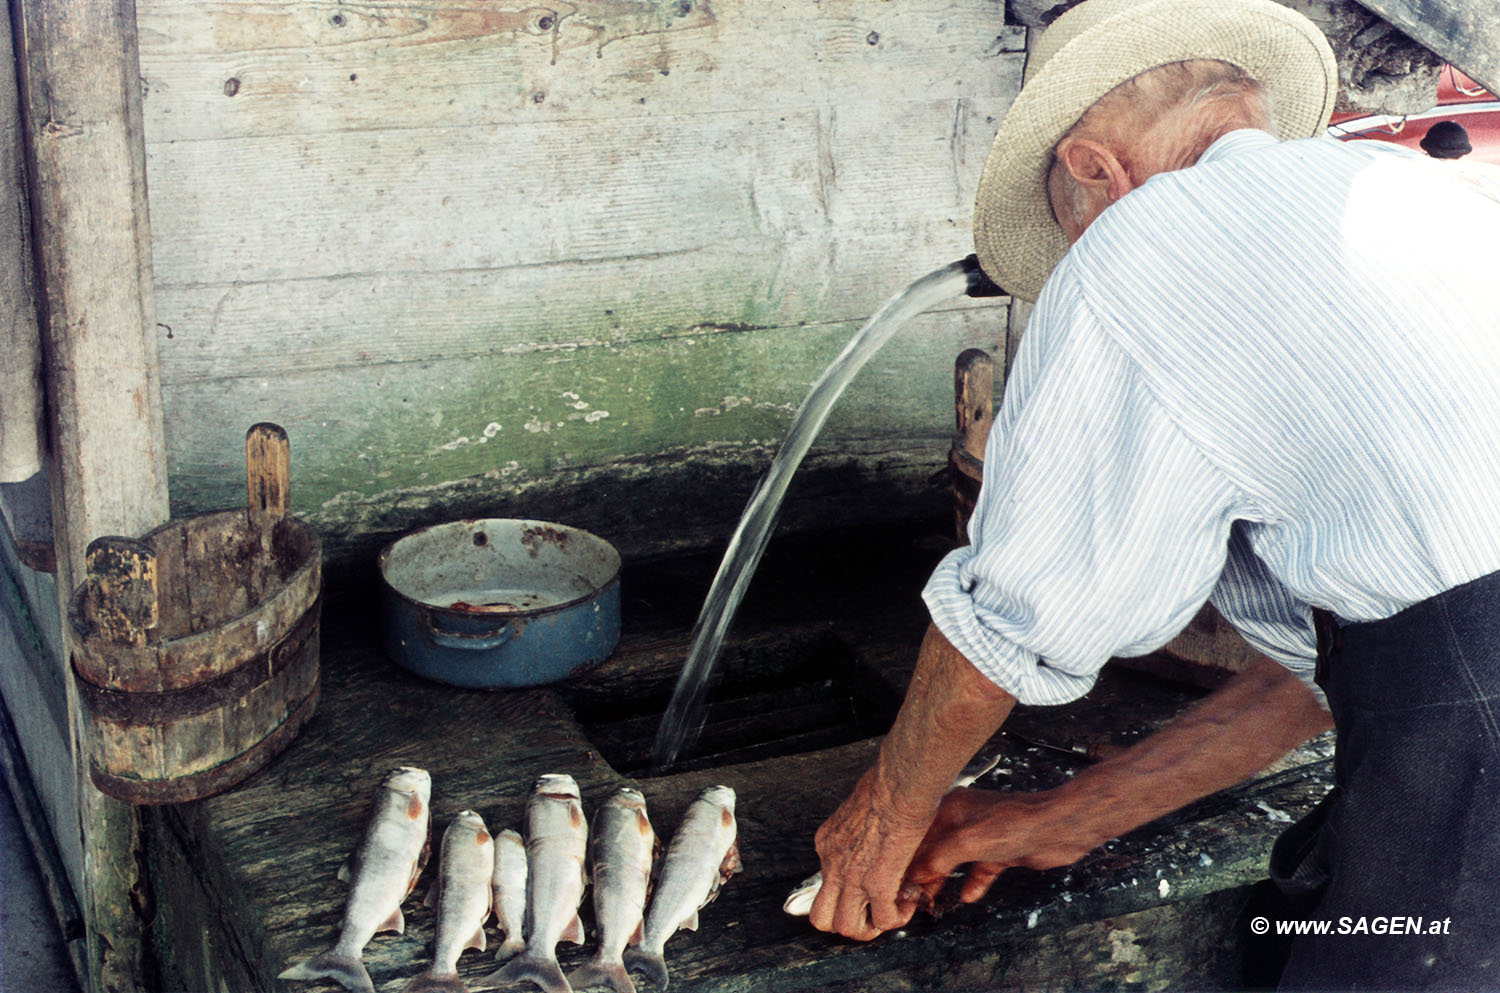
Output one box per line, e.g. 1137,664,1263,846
809,0,1500,988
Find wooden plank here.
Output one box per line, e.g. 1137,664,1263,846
151,237,1004,389
160,305,1008,517
14,0,170,987
0,0,42,486
1356,0,1500,98
142,97,1010,290
135,0,1025,141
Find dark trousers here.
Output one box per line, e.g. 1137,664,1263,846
1267,570,1500,991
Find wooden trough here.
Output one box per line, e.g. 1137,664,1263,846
66,424,322,804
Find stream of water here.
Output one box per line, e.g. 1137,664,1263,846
650,257,990,772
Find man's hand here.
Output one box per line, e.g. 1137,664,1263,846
900,787,1095,907
809,766,934,940
809,625,1017,941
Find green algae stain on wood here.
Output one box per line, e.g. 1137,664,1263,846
163,308,1000,521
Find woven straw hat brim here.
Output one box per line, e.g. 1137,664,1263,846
972,0,1338,302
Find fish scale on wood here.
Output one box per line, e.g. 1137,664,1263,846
279,766,432,993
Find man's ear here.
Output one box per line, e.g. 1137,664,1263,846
1054,137,1135,203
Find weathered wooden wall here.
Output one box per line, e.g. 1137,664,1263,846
136,0,1023,571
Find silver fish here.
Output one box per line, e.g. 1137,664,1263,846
280,767,433,993
782,748,1005,916
568,788,657,993
407,810,495,993
625,785,740,991
491,828,528,963
482,774,589,993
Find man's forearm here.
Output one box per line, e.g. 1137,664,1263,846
871,623,1017,815
1009,652,1333,860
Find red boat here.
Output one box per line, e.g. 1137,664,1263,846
1328,66,1500,165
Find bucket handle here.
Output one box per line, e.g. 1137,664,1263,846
421,611,516,651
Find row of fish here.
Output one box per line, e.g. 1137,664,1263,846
279,768,741,993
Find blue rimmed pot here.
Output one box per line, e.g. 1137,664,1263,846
378,519,621,688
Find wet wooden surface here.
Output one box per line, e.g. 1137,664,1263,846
144,522,1333,992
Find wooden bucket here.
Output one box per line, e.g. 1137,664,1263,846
948,351,1255,689
67,424,322,804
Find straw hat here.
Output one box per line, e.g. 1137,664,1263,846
972,0,1338,302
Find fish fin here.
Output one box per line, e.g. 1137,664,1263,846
482,952,574,993
407,855,428,900
410,831,432,897
378,907,405,935
424,883,438,910
623,947,670,992
719,838,742,880
278,949,375,993
402,969,470,993
561,911,586,945
568,955,637,993
630,919,644,945
337,857,354,885
466,925,487,952
494,936,525,962
678,911,699,933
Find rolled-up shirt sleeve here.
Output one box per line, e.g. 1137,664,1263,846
922,276,1255,706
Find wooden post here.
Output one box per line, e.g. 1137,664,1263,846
950,348,995,543
12,1,169,990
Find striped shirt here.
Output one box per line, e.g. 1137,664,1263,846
923,128,1500,706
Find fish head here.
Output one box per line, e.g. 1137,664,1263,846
532,773,580,801
609,787,648,812
698,785,736,813
385,766,432,802
446,809,490,841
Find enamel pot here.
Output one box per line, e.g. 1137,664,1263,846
378,519,621,688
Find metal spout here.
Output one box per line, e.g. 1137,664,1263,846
961,254,1006,298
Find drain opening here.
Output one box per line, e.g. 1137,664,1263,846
569,629,896,777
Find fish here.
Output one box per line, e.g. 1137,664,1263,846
782,748,1005,916
625,785,740,991
481,774,589,993
567,787,657,993
280,766,433,993
406,810,495,993
491,828,528,963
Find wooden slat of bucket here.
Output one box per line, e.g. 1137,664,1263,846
81,537,158,649
246,422,290,603
184,515,256,638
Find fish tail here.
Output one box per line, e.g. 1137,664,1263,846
403,969,470,993
277,948,375,993
481,951,573,993
494,935,525,962
623,946,669,992
567,953,637,993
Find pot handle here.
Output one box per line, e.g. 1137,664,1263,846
422,613,516,651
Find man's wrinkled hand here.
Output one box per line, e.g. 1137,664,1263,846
809,767,936,941
901,786,1091,907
